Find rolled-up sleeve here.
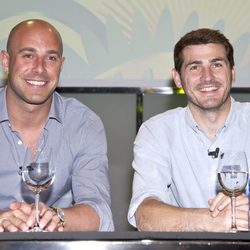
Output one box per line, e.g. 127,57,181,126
72,113,114,231
128,122,172,228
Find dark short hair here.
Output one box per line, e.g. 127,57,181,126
174,28,234,73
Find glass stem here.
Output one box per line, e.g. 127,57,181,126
231,193,237,232
35,193,40,227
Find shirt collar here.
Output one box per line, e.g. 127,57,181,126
222,97,236,129
48,92,63,123
0,86,9,123
0,86,62,124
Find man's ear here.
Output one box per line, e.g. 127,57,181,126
231,65,235,82
59,56,65,73
1,50,10,74
172,68,182,88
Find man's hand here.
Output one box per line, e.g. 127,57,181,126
38,203,64,232
7,201,63,232
208,192,249,231
0,201,32,232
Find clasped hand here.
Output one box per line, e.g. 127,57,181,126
209,192,249,232
0,201,64,232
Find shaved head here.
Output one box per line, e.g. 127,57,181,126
7,19,63,56
2,18,65,107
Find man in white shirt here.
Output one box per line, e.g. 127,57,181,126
128,28,249,232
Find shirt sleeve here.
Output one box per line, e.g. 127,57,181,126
72,114,114,231
128,122,173,228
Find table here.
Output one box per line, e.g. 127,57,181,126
0,231,250,250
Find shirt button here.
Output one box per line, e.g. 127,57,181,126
17,140,22,145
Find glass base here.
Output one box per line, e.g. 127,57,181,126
27,226,45,232
229,227,237,233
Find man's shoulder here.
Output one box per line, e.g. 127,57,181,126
234,101,250,115
236,101,250,108
139,107,186,134
136,107,186,145
145,106,186,125
54,92,101,123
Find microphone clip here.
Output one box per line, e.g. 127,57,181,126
208,147,220,159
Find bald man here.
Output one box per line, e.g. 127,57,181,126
0,19,113,232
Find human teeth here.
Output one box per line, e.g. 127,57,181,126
27,80,46,86
200,86,217,92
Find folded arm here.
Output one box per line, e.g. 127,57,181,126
135,193,249,232
40,203,100,231
0,201,100,232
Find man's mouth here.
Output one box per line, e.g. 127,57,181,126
26,80,47,86
199,86,219,92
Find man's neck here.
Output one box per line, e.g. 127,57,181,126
6,91,52,149
189,99,231,140
7,100,50,129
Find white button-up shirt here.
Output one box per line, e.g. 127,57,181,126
128,98,250,227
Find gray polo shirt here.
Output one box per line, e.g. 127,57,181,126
0,86,113,231
128,98,250,227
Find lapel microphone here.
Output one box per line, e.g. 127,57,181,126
208,147,220,159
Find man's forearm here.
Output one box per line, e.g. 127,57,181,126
135,198,229,232
63,204,100,231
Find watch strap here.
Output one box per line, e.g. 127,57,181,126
50,206,65,227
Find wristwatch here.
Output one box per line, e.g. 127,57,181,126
50,206,65,227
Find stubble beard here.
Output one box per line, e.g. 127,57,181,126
186,81,231,112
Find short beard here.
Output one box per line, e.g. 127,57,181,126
187,91,231,112
187,81,231,112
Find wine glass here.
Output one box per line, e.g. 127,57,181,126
21,147,55,232
217,151,249,232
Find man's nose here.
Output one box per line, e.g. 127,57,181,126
201,67,215,82
32,57,46,73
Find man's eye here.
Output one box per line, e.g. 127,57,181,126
213,63,222,68
48,56,58,61
190,65,199,70
23,54,33,59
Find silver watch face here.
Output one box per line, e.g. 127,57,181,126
57,208,65,222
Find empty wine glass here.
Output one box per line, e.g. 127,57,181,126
217,151,249,232
21,147,55,232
